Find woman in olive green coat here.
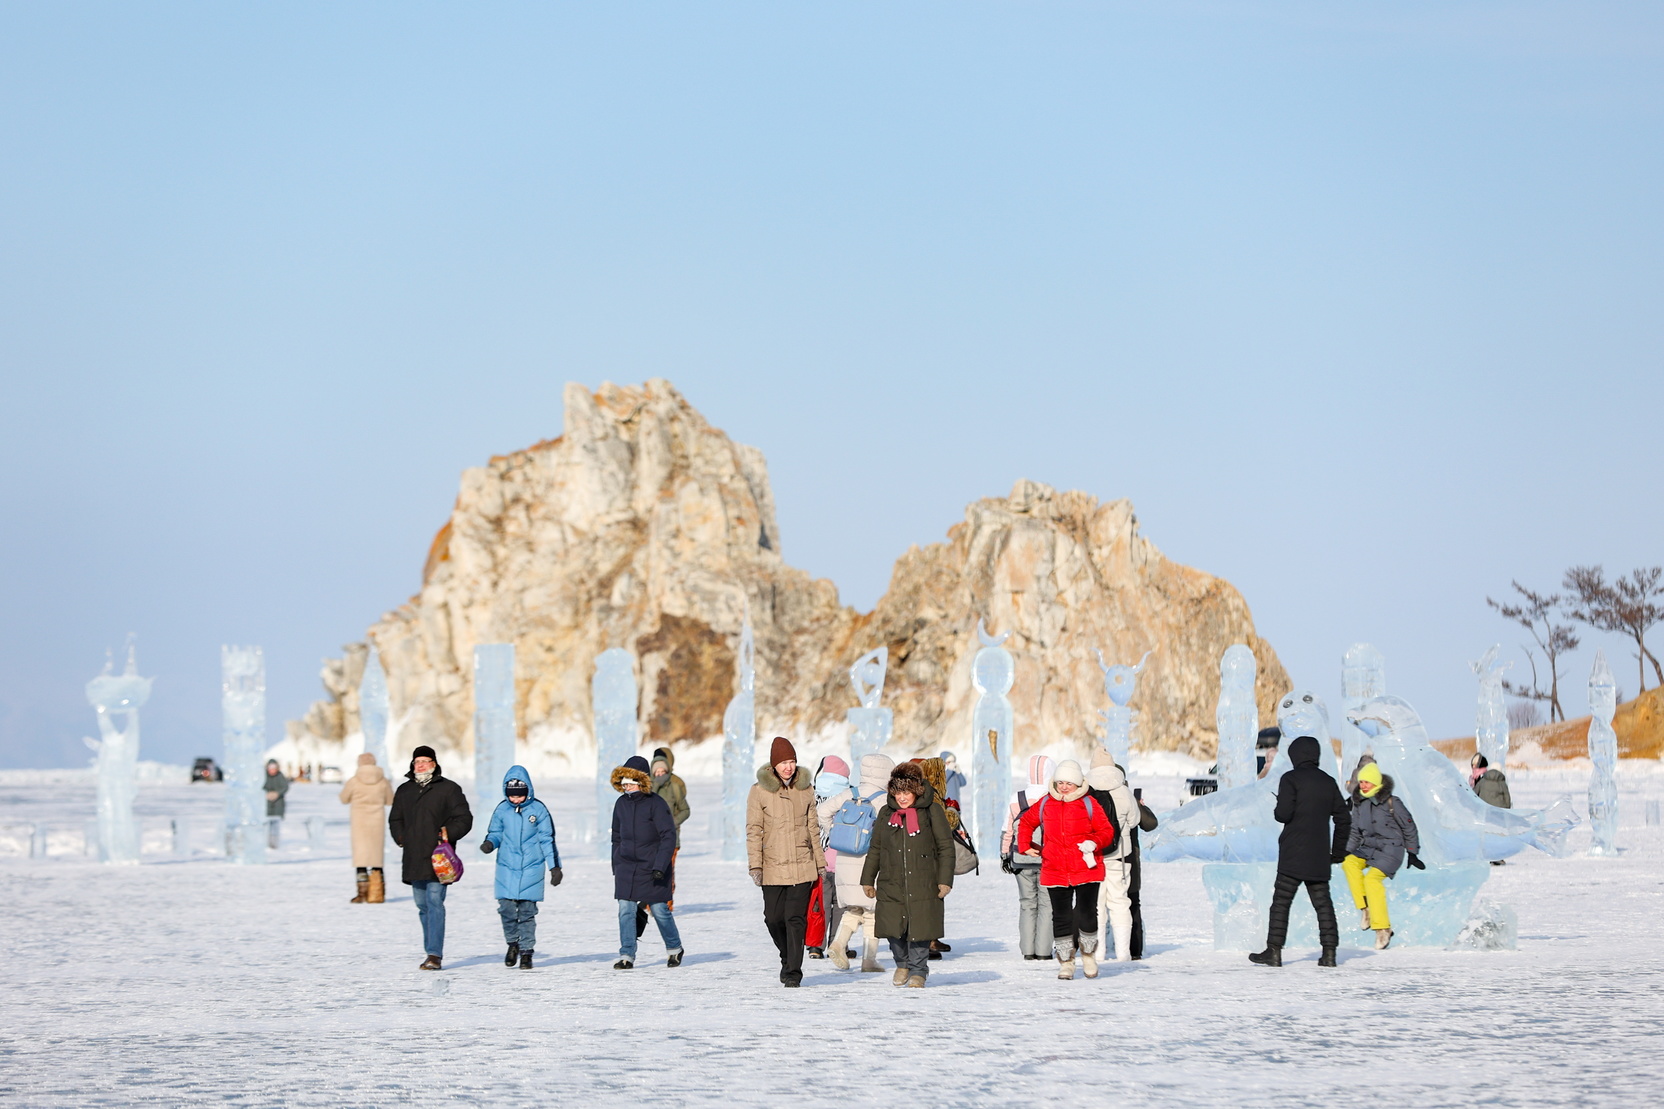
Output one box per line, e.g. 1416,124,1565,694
860,761,954,988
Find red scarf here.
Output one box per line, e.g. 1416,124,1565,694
888,807,920,835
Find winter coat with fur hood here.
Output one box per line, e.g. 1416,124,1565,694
389,760,474,885
612,762,677,903
483,764,560,901
747,764,823,886
1347,775,1421,878
1273,735,1352,882
338,757,394,867
1015,784,1116,888
859,772,954,941
818,754,893,910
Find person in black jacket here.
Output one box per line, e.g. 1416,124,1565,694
611,755,684,970
1250,735,1350,969
388,745,473,970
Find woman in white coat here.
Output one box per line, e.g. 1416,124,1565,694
818,753,893,972
1086,748,1139,963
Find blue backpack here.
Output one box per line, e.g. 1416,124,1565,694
826,790,887,856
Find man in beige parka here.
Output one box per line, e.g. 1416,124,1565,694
339,752,395,903
746,736,823,987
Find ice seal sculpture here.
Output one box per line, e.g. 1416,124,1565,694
221,645,265,865
846,648,892,767
1586,651,1618,857
1215,644,1259,792
971,619,1014,864
1093,648,1152,769
721,614,756,862
85,641,152,864
593,648,638,858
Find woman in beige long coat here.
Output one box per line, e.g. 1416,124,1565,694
339,752,395,903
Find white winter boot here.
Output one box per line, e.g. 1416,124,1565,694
1079,935,1099,979
1055,938,1077,980
829,913,858,971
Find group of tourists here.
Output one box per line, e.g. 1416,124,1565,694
329,726,1512,978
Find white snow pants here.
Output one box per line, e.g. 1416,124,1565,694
1097,859,1134,962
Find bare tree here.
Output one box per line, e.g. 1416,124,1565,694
1563,565,1664,693
1488,581,1580,722
1506,700,1543,730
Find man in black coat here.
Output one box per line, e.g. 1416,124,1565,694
389,745,473,970
610,755,684,969
1250,734,1350,969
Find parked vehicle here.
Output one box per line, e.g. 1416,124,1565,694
318,765,344,784
192,757,223,782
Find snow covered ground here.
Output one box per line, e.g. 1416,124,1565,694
2,766,1661,1107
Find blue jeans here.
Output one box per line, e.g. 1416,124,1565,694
498,898,539,950
412,880,448,957
617,899,680,960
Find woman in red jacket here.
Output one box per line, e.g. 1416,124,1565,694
1016,759,1116,980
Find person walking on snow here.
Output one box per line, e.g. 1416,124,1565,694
480,765,561,970
940,751,967,805
389,745,473,971
1086,749,1139,964
821,753,892,973
807,755,851,959
1250,735,1351,969
264,759,289,849
1002,755,1056,960
746,736,823,987
632,746,691,937
611,755,684,969
1469,753,1511,865
1016,759,1116,980
338,752,394,903
859,760,955,988
1343,761,1423,950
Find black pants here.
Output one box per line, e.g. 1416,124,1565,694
1047,883,1100,941
762,881,815,982
1267,871,1338,948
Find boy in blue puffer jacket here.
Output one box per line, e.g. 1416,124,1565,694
480,765,562,969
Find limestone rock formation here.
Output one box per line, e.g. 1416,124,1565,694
286,380,1289,776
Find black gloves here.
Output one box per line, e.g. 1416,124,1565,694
651,870,664,881
549,867,563,886
480,840,495,854
1331,850,1347,864
1406,852,1426,870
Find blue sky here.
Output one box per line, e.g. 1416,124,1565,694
2,2,1660,767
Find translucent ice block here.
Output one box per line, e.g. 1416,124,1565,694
1215,644,1258,792
473,644,516,819
593,648,638,858
721,617,756,862
359,647,390,773
220,645,264,865
86,643,151,865
1587,651,1618,856
971,620,1014,863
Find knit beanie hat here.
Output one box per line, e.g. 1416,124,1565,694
769,736,797,766
819,755,850,777
411,745,437,762
1357,762,1383,791
1052,760,1085,787
624,755,650,774
1089,747,1115,770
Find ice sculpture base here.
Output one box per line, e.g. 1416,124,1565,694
1202,861,1491,950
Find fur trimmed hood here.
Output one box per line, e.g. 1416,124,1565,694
612,765,653,793
1353,772,1396,805
755,764,813,793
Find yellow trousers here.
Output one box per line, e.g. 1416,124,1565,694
1342,854,1391,929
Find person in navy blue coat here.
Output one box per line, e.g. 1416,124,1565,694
611,755,684,969
479,764,561,969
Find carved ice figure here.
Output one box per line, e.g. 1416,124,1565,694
359,647,389,773
1587,651,1618,857
593,648,638,858
220,645,265,864
721,615,756,862
1094,648,1152,769
1339,643,1386,783
1471,645,1511,772
971,619,1015,863
846,648,893,767
85,641,152,864
1215,645,1259,791
473,644,517,818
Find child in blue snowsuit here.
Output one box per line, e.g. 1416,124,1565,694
480,765,562,969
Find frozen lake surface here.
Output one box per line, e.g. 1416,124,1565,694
1,766,1661,1107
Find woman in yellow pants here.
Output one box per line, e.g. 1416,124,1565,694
1343,762,1424,949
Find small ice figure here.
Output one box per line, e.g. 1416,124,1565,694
593,648,638,858
359,647,390,773
221,645,265,865
85,640,152,865
1340,643,1386,783
473,644,517,818
721,614,756,862
846,648,893,767
971,619,1015,864
1471,645,1512,772
1587,651,1619,857
1094,648,1152,769
1215,645,1259,791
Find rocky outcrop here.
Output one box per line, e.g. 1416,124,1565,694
287,380,1289,775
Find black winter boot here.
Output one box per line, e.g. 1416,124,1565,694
1248,946,1282,967
504,943,519,967
1318,947,1338,967
519,950,534,969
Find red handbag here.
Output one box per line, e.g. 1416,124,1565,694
431,828,464,884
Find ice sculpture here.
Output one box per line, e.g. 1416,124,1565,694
970,619,1014,863
1339,643,1386,782
593,648,638,858
846,648,892,766
721,614,756,862
1215,644,1259,791
84,641,152,864
473,644,516,818
1093,648,1152,769
1587,651,1618,856
1471,645,1511,771
359,646,390,772
221,645,266,865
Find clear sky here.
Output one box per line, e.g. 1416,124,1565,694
2,2,1660,768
